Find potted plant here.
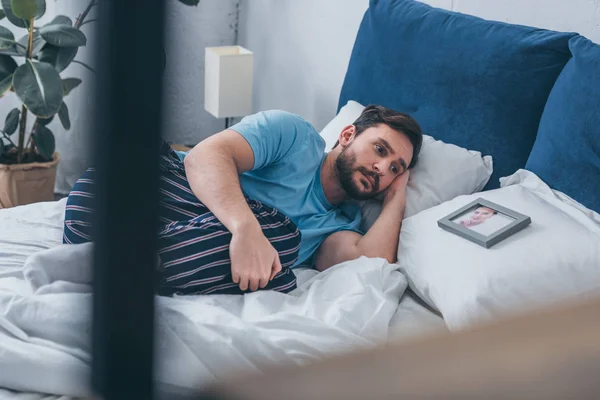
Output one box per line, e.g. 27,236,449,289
0,0,198,208
0,0,95,208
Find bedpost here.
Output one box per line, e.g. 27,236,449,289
91,1,165,398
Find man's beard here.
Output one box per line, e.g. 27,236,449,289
335,146,380,201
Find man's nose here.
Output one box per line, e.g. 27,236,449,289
373,162,386,176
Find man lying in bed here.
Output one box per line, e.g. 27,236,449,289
63,105,423,296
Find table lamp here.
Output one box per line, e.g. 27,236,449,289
204,45,254,129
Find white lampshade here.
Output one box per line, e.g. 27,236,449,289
204,46,254,119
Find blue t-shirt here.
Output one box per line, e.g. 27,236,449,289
177,110,362,267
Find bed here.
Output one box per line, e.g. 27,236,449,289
1,0,600,398
0,198,446,398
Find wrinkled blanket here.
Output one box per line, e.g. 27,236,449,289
0,240,406,398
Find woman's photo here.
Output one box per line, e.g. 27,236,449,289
451,206,515,236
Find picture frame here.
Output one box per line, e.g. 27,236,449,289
437,198,531,248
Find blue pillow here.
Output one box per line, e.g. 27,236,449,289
525,35,600,213
338,0,575,189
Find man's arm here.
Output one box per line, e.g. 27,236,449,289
185,129,256,232
184,130,283,291
313,172,409,272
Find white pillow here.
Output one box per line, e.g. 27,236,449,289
320,101,493,231
320,100,367,152
398,169,600,331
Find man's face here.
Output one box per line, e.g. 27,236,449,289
471,207,495,223
335,124,414,201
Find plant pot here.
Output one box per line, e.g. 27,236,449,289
0,153,60,208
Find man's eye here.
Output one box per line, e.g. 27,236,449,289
375,145,384,154
391,166,398,174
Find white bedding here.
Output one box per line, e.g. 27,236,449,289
389,290,447,340
0,199,445,398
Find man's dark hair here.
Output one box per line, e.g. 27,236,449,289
333,104,423,169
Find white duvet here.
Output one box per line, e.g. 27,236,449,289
0,199,408,398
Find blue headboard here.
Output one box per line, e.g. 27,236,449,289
337,0,574,190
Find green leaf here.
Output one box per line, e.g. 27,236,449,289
0,25,15,50
17,30,46,57
0,9,5,20
2,0,26,27
0,54,17,77
2,0,43,27
178,0,200,5
4,107,19,134
11,0,37,20
1,0,46,28
0,46,21,57
13,60,63,118
46,15,71,27
33,0,43,19
37,44,77,72
58,101,69,129
33,123,54,159
39,24,86,47
61,77,80,96
37,43,57,63
0,74,12,96
36,114,52,125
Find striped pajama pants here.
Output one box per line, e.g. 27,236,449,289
63,140,300,296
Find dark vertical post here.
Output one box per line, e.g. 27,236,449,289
91,0,166,399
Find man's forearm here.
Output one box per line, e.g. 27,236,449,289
355,195,406,263
184,144,260,235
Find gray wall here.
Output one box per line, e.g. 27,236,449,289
238,0,600,132
162,0,241,147
237,0,369,132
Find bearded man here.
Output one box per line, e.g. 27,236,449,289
63,105,423,296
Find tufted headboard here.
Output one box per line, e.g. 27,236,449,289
337,0,575,190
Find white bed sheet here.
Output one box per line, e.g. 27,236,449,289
0,199,448,399
0,199,65,281
389,290,448,341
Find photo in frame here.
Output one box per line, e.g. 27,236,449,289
437,198,531,248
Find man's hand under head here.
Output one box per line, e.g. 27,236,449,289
230,223,282,292
314,170,411,271
382,169,410,204
375,169,410,204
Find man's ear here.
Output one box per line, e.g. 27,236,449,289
338,125,356,147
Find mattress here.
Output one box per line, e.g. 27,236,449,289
0,199,447,398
